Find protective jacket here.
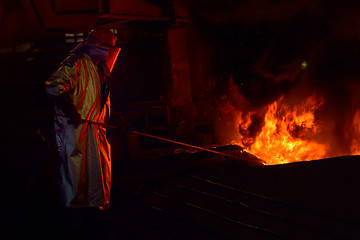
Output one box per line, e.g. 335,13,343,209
45,51,112,209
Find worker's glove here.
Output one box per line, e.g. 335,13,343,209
123,120,136,134
68,110,82,127
109,110,135,134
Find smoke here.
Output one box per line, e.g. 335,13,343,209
312,39,360,155
182,0,360,158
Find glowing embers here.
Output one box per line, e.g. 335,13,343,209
236,95,327,165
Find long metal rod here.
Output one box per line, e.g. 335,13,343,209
131,131,244,160
44,110,244,160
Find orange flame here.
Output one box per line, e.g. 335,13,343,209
234,95,327,165
216,79,360,165
350,109,360,155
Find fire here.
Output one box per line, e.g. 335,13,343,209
350,109,360,155
216,79,360,165
234,95,327,165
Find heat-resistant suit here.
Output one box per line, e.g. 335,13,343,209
45,28,120,209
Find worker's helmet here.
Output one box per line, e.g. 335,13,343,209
87,28,116,48
71,27,121,75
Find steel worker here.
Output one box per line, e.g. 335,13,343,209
45,27,121,209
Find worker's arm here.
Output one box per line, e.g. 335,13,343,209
45,55,81,125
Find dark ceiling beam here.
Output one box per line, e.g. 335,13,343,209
99,0,110,14
99,13,171,22
30,0,44,27
55,9,99,15
51,0,56,12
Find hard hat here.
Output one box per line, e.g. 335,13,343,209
87,28,116,48
70,27,121,75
